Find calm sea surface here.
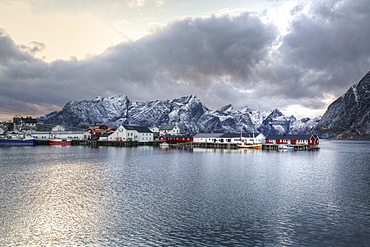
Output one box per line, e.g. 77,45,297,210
0,140,369,246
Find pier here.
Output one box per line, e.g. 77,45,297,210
34,140,319,150
72,140,140,147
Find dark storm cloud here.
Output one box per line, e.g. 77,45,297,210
260,0,370,106
93,13,277,85
1,0,370,119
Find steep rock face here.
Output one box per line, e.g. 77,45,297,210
198,104,256,133
313,71,370,139
42,95,212,132
40,94,319,135
289,116,321,135
43,95,132,127
258,108,289,135
128,95,210,133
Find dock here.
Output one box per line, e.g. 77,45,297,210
34,140,319,150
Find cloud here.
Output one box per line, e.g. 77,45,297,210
1,0,370,121
125,0,147,9
18,41,46,56
249,0,370,112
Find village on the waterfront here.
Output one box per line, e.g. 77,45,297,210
0,116,319,150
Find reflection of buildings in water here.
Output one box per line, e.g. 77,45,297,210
192,147,239,153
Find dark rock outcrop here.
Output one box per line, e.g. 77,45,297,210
313,71,370,139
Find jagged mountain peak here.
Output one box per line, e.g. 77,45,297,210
265,108,283,120
241,106,255,113
39,94,321,135
94,94,129,101
215,104,234,113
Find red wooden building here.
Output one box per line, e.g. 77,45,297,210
86,125,113,139
158,135,193,143
265,134,319,145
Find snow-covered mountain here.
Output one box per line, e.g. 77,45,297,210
39,94,320,135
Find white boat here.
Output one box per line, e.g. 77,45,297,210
0,132,35,146
237,131,262,149
278,144,294,150
159,142,170,148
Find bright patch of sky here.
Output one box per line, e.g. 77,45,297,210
0,0,274,62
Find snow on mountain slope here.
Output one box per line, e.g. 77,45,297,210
39,94,319,135
313,71,370,139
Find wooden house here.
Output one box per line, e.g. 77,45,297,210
193,133,265,144
31,131,91,140
107,125,153,142
159,125,181,136
265,134,319,145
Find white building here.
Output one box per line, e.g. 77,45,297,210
159,125,181,135
0,125,6,135
240,133,265,144
193,133,224,143
106,125,153,142
108,125,136,141
148,127,159,133
31,131,91,140
99,133,112,141
193,133,265,144
134,126,154,142
51,125,66,131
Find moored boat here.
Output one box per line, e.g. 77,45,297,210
278,144,294,150
237,143,262,149
237,131,263,149
0,132,35,146
159,142,170,148
48,138,72,145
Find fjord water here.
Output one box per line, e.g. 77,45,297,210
1,141,369,246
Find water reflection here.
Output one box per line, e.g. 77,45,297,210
1,147,112,246
1,142,370,246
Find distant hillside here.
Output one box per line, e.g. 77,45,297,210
313,71,370,139
38,95,319,135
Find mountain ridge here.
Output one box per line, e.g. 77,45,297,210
37,71,370,139
313,71,370,139
38,94,319,136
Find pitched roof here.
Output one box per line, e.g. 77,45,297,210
160,125,177,130
131,126,152,133
121,125,152,133
100,133,112,137
122,125,136,130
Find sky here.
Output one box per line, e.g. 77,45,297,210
0,0,369,122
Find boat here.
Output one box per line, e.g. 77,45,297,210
237,131,262,149
159,142,170,148
237,142,262,149
278,144,294,150
48,138,72,145
0,132,35,146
